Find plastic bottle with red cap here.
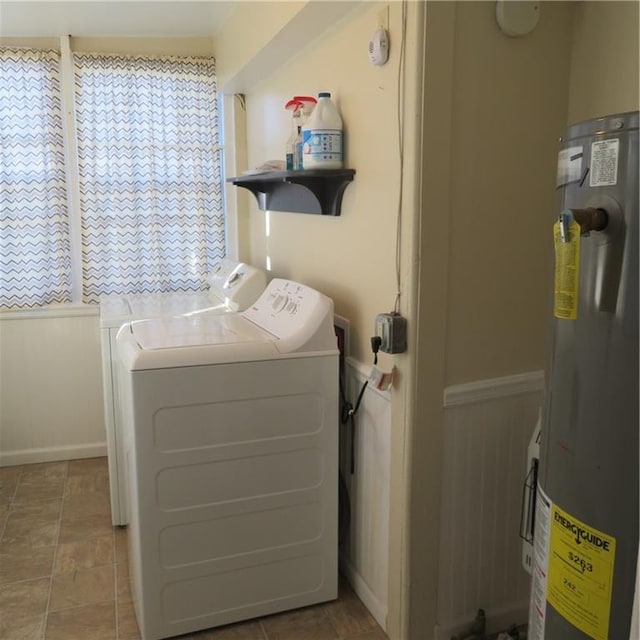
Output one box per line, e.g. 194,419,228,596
284,99,302,171
284,96,317,170
292,96,317,170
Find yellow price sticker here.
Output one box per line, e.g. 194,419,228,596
547,503,616,640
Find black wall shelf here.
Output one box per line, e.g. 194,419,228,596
227,169,355,216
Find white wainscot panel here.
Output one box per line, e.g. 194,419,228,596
0,313,106,466
435,371,545,639
339,357,390,631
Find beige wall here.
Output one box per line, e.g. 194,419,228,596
410,4,455,635
443,1,574,386
68,37,214,56
236,2,416,368
213,1,305,89
416,0,639,388
568,0,639,125
0,37,59,48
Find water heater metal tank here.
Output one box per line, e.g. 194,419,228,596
529,111,638,640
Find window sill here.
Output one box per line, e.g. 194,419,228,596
0,303,99,321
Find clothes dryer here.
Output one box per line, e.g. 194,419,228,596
99,259,266,525
116,279,339,640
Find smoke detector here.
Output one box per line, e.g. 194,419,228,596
368,28,389,66
496,1,540,37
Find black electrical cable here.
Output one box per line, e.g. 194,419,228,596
338,462,350,548
342,337,381,472
338,367,353,547
371,336,381,366
338,364,367,546
340,375,368,471
337,337,381,545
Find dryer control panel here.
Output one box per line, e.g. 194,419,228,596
242,279,337,353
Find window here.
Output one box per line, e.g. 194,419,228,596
74,53,224,303
0,46,224,309
0,48,72,309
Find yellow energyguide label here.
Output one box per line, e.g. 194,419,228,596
553,219,580,319
547,503,616,640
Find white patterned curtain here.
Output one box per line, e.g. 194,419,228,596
73,53,225,303
0,48,72,309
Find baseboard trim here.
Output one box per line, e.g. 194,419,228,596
339,555,388,631
443,370,545,408
0,442,107,467
434,599,529,640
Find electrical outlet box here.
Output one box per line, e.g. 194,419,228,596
375,312,407,354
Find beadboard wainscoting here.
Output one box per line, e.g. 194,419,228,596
0,310,106,466
339,356,391,631
435,371,545,639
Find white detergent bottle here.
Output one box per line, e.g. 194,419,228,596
302,92,343,169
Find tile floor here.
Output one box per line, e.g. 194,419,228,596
0,457,387,640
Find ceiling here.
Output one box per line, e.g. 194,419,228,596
0,1,237,37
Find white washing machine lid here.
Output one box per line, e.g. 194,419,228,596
99,260,267,329
126,291,226,318
132,314,271,350
116,279,338,371
98,291,227,329
117,315,278,370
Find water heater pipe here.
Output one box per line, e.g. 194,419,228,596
559,207,608,242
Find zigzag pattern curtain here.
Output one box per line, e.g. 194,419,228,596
74,53,225,303
0,48,72,309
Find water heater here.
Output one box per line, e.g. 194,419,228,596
529,111,638,640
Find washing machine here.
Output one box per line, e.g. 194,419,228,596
115,279,339,640
99,259,267,525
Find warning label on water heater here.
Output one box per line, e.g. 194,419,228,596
556,146,583,188
528,485,551,640
547,503,616,640
590,138,619,187
553,219,581,320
